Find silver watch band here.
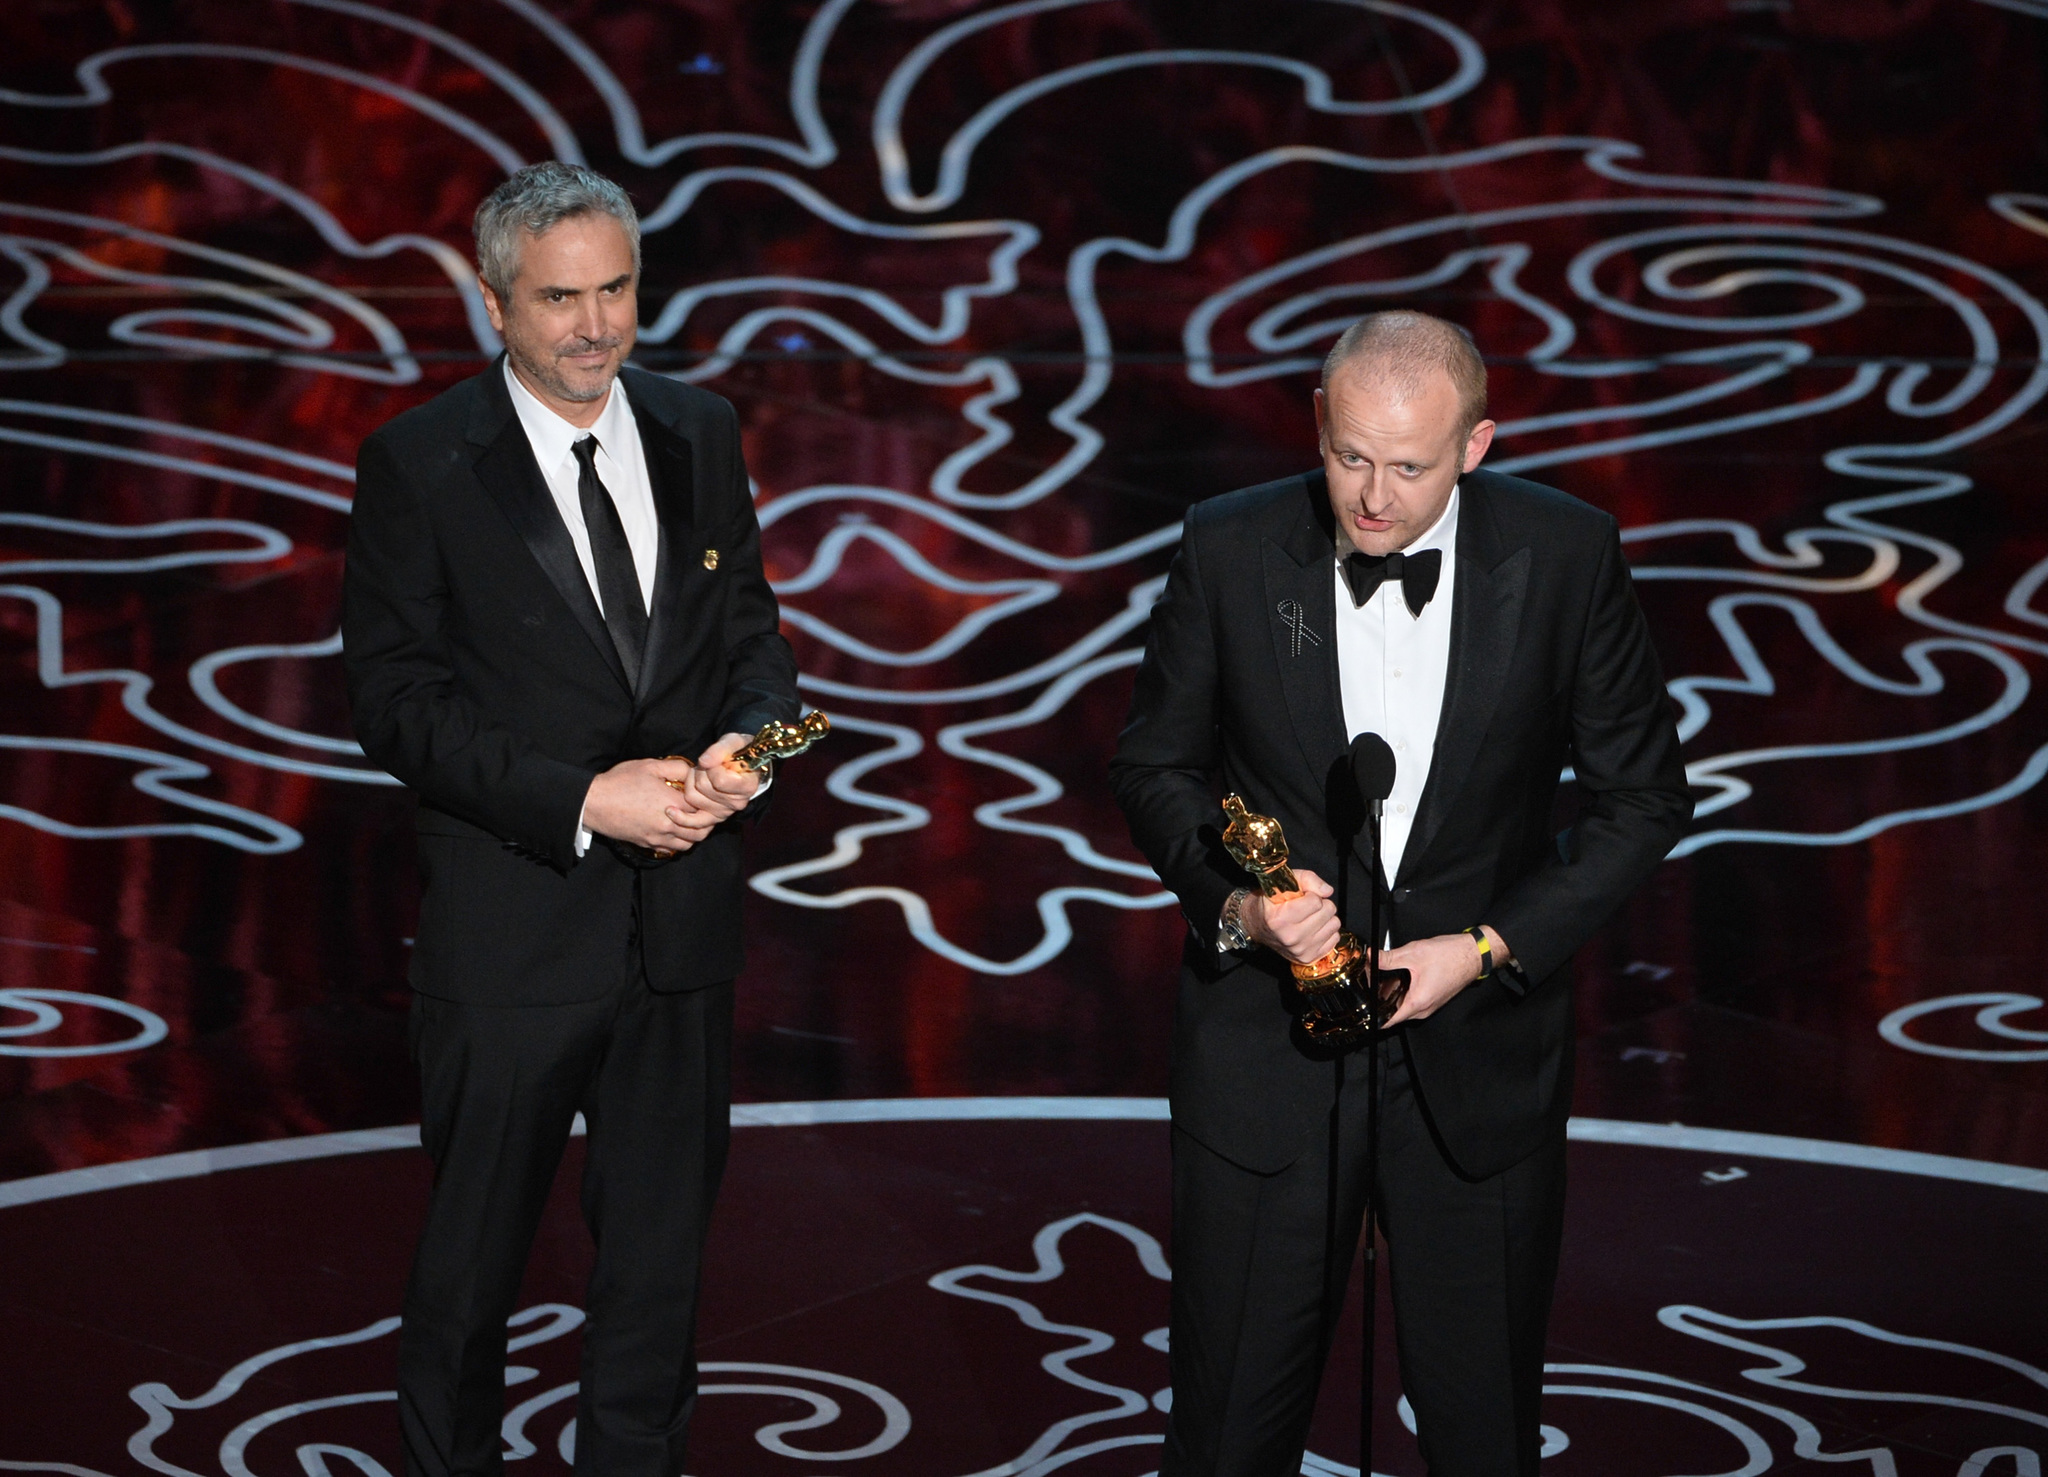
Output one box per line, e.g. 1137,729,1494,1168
1216,887,1253,954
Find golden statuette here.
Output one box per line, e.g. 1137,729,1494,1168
726,709,831,771
1220,794,1301,898
644,712,834,859
1218,793,1398,1045
658,710,833,788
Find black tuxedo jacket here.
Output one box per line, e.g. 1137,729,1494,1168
1111,467,1689,1177
343,360,800,1005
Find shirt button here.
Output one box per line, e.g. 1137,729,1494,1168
1391,668,1404,679
1395,802,1408,813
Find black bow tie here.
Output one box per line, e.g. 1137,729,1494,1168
1342,547,1442,616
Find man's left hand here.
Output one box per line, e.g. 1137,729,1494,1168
1380,925,1507,1028
679,732,763,821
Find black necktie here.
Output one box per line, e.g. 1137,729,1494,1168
571,436,648,686
1342,547,1442,617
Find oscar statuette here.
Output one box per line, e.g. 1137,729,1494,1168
641,711,833,861
707,709,833,773
1219,793,1402,1046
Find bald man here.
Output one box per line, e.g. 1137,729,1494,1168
1112,311,1689,1475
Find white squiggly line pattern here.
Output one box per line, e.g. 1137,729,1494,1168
1,0,2042,984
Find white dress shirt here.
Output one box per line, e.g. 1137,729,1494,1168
1334,484,1460,885
503,363,770,854
503,359,659,612
504,363,659,854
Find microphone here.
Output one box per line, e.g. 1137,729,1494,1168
1349,732,1395,805
1343,729,1400,1477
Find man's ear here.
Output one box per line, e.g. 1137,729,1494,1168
1461,418,1496,472
480,281,506,336
1313,387,1327,451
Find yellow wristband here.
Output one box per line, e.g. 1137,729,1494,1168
1465,925,1493,979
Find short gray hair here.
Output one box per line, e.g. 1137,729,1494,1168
1321,310,1488,434
473,162,641,296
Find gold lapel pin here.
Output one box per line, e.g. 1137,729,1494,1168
702,548,719,570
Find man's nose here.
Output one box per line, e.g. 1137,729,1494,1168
572,294,607,341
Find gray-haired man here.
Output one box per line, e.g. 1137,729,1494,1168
343,163,799,1474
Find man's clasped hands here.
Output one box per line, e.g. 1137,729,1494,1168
581,733,762,855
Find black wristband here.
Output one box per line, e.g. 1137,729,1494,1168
1465,925,1493,980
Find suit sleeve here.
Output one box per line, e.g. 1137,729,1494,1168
343,432,595,867
1109,511,1241,944
1484,519,1691,987
709,398,801,738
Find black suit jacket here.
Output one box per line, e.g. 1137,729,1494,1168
343,360,800,1005
1110,467,1689,1178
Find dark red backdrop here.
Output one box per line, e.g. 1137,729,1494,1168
0,0,2043,1184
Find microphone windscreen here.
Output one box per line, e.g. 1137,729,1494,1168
1350,732,1396,802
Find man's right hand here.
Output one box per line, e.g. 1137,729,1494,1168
1241,867,1340,965
582,758,719,852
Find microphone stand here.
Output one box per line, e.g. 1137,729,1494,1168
1359,794,1384,1477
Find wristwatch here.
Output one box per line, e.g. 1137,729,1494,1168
1217,888,1253,954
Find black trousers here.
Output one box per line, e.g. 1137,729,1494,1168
1163,1036,1566,1477
397,970,734,1477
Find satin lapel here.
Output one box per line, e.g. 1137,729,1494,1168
1397,480,1530,886
1261,480,1346,790
634,411,697,701
468,387,630,694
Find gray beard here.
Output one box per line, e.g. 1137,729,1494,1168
509,342,616,404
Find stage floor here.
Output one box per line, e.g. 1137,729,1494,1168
2,0,2046,1471
6,1106,2046,1474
